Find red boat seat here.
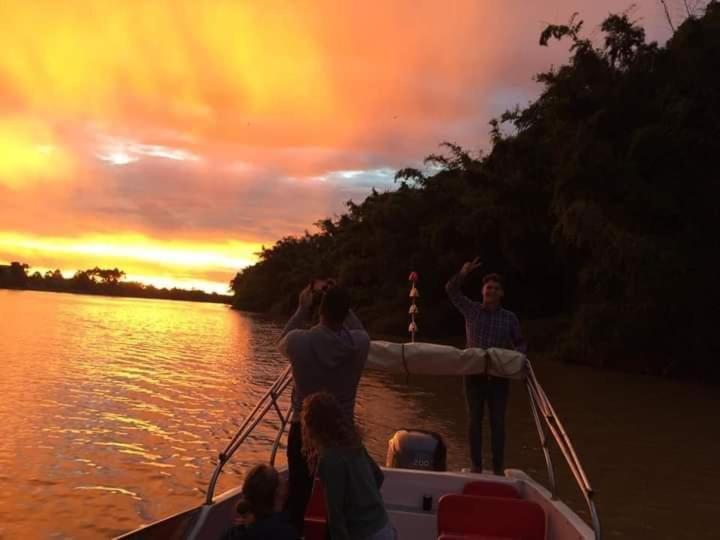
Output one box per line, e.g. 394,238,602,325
462,480,522,499
304,478,327,540
437,494,546,540
438,536,518,540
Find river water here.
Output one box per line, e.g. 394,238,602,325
0,290,717,539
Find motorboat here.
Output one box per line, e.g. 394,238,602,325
116,340,600,540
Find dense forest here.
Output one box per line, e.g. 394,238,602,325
230,5,720,380
0,262,231,304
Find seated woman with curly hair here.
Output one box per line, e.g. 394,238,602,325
301,392,395,540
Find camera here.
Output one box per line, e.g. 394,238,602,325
310,278,336,294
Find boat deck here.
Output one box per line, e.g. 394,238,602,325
118,467,594,540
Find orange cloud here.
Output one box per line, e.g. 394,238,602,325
0,117,73,187
0,1,671,149
0,1,672,291
0,1,336,144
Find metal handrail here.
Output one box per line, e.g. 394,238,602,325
528,371,591,494
186,366,295,540
525,360,601,540
529,363,592,489
269,402,294,467
526,379,557,498
204,365,294,505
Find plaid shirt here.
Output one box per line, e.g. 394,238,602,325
446,273,526,353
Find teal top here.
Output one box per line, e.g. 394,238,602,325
317,446,389,540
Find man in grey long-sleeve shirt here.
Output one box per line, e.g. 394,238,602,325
278,283,370,533
446,258,526,475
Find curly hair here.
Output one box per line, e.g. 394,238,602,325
238,464,279,519
300,392,360,467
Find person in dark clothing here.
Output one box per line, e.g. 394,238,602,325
278,282,370,533
301,392,394,540
446,258,527,475
220,464,298,540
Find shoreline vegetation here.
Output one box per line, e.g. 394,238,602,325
230,6,720,381
0,262,231,304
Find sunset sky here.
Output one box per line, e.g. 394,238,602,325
0,1,674,293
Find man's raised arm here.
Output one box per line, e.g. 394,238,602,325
278,285,314,355
446,258,483,316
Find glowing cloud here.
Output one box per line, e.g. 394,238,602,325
0,118,72,187
0,1,672,292
0,1,336,138
0,232,261,293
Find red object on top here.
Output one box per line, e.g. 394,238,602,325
437,535,518,539
437,494,546,540
304,479,327,540
438,535,518,539
462,480,522,499
409,271,419,282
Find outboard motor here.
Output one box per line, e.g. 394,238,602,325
386,429,447,471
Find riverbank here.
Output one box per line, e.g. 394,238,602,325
0,285,232,304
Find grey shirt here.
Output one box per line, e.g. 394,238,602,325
278,307,370,425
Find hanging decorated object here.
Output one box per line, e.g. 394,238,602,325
408,271,419,342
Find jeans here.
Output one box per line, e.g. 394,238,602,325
286,421,313,534
464,375,510,473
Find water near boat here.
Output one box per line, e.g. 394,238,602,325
0,289,717,539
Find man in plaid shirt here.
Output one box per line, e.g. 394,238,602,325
446,258,526,475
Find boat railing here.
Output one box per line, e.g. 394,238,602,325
204,365,294,506
199,356,600,540
526,361,601,540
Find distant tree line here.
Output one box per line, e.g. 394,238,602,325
230,5,720,380
0,261,231,304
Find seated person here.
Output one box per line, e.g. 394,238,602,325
221,464,298,540
301,392,396,540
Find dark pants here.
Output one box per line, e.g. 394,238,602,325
286,421,313,533
464,375,510,474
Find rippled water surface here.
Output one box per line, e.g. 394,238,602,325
0,290,718,539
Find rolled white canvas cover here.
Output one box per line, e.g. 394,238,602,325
367,341,527,379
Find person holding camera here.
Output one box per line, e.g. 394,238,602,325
278,280,370,533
